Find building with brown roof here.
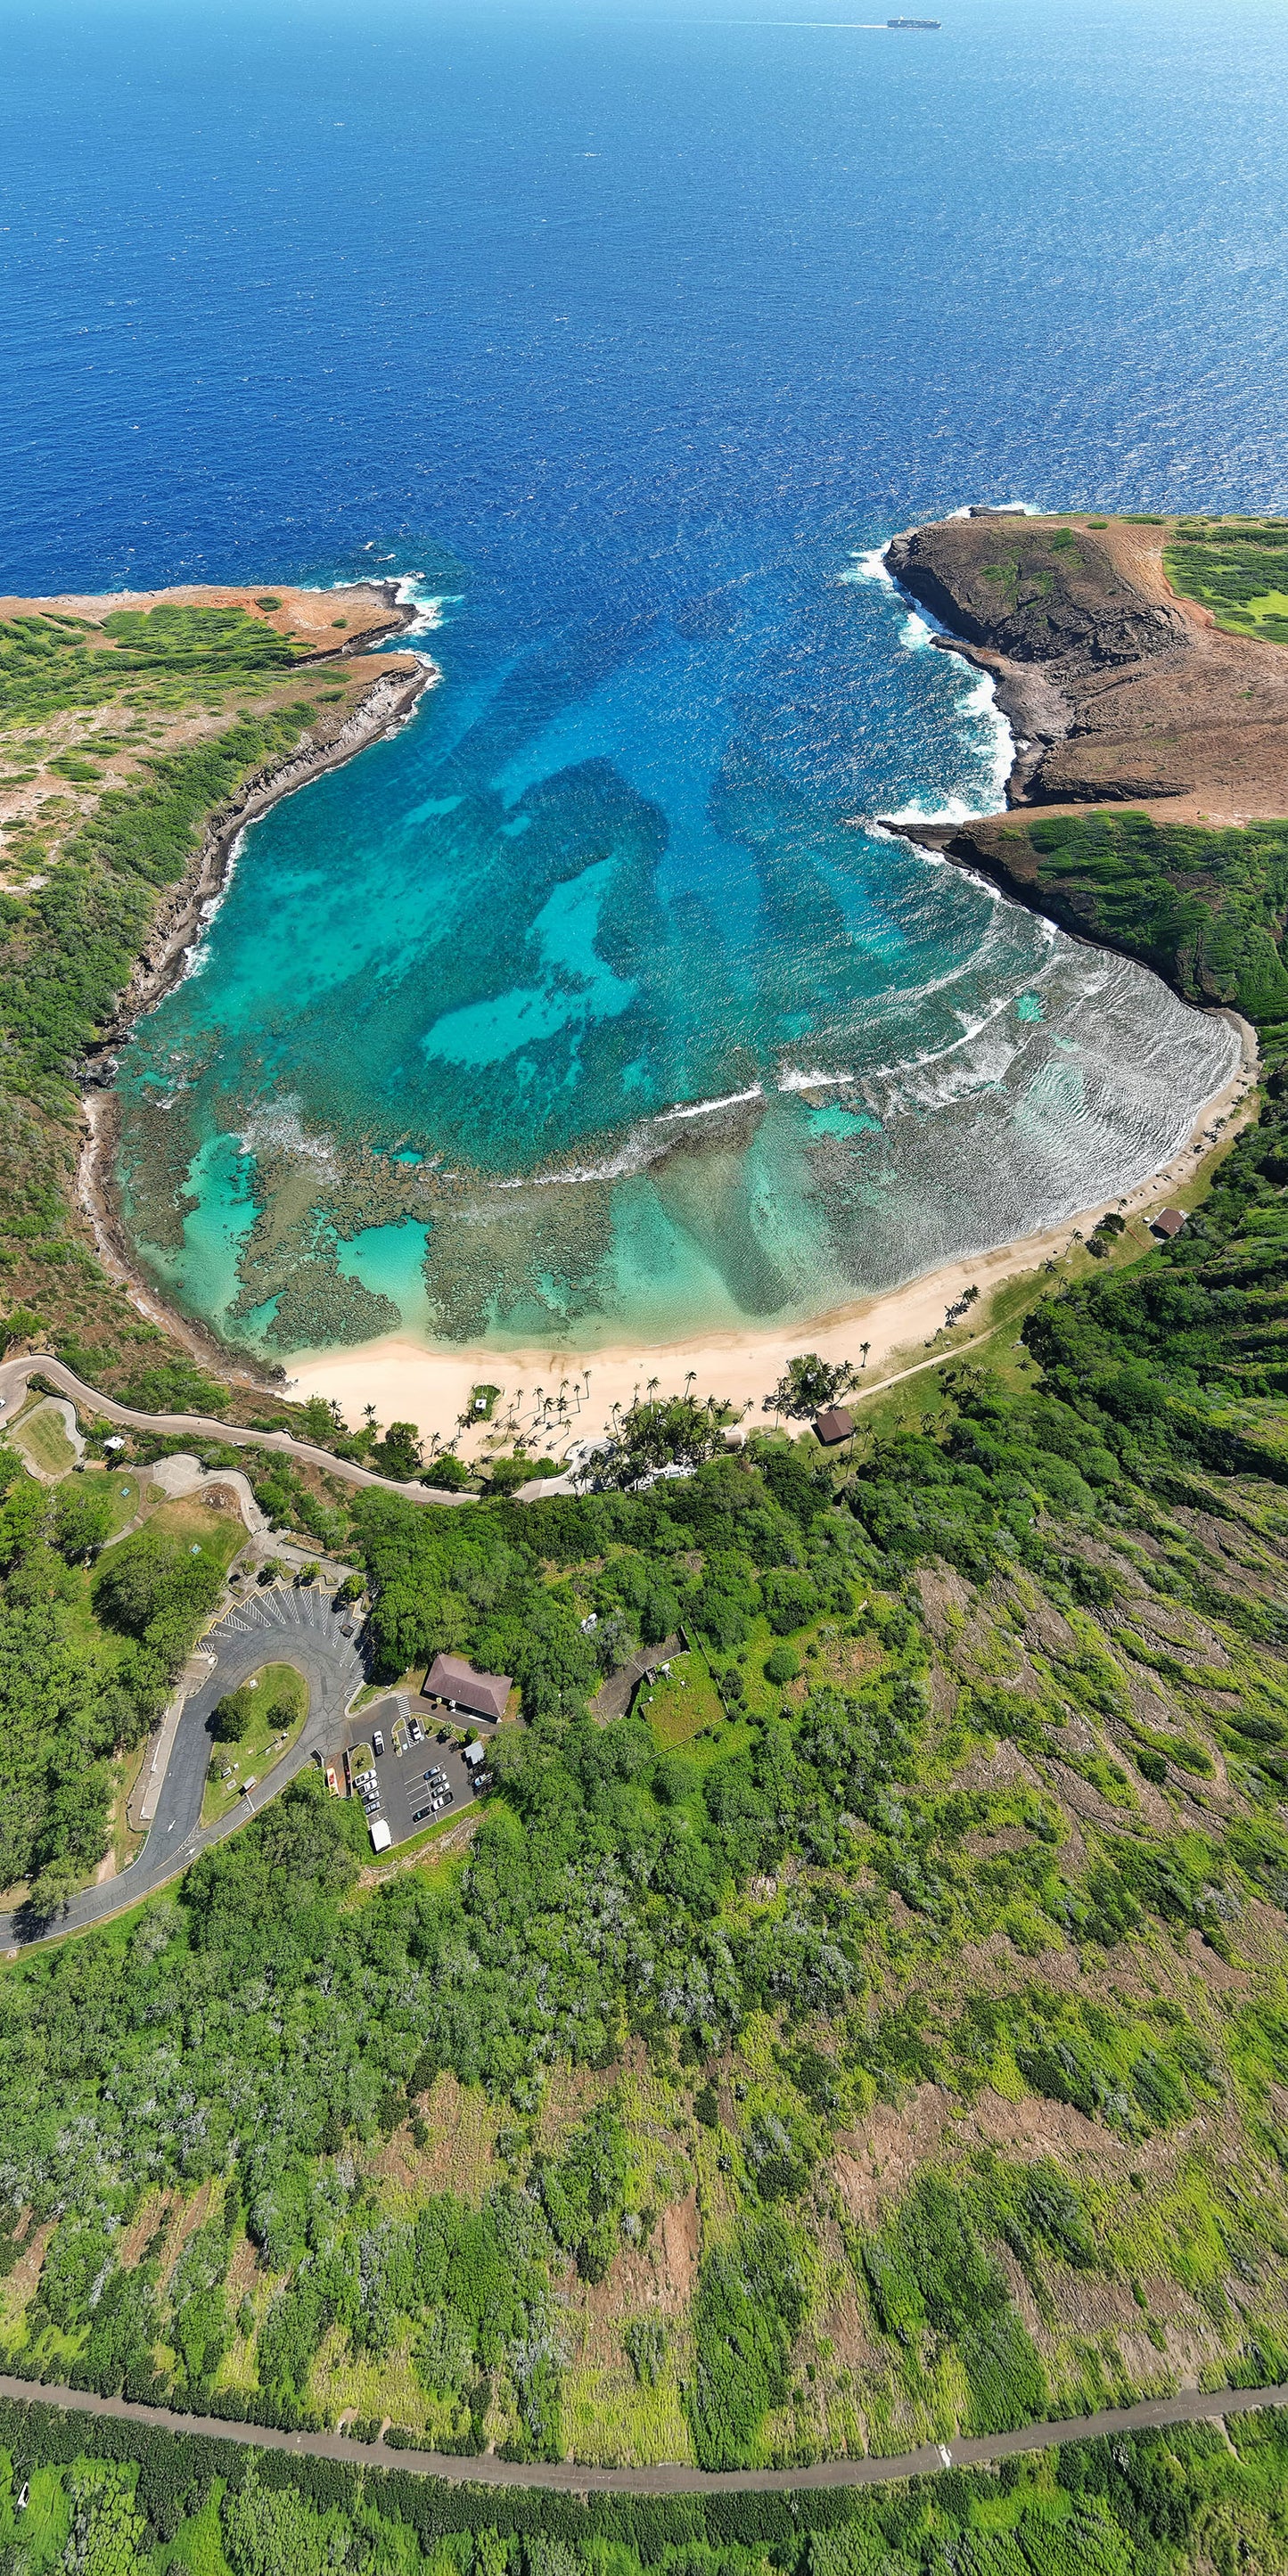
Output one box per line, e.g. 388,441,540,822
1150,1207,1186,1239
814,1406,855,1446
423,1653,513,1723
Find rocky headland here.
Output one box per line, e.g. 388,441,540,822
0,578,439,1399
882,513,1288,1038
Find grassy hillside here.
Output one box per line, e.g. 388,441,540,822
1163,517,1288,643
0,597,396,1415
2,1084,1288,2469
4,2392,1288,2576
976,808,1288,1049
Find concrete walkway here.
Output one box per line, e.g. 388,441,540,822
1,2371,1284,2494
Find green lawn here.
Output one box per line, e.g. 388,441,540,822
638,1650,725,1747
80,1464,144,1536
12,1401,76,1478
201,1661,308,1825
147,1494,246,1578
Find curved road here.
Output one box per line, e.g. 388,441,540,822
1,2370,1284,2495
0,1354,476,1505
0,1582,366,1948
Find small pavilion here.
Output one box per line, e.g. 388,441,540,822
423,1653,513,1723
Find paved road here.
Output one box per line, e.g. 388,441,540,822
1,2371,1284,2495
0,1583,366,1948
0,1355,476,1504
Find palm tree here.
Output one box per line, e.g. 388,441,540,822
860,1341,870,1369
646,1376,660,1403
363,1402,378,1430
685,1369,696,1401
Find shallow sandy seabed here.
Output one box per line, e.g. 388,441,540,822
286,1023,1256,1461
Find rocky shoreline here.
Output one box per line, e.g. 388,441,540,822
62,594,440,1388
878,511,1288,997
89,654,431,1053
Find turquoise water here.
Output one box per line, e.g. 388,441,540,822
5,0,1273,1351
112,554,1236,1350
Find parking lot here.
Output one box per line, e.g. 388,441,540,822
338,1699,492,1848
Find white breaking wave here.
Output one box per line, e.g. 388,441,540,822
238,1098,340,1178
659,1085,764,1121
839,530,1015,820
776,1067,858,1092
394,572,461,636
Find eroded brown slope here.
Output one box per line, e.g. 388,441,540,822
885,513,1288,818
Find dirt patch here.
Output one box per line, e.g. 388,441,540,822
2,2219,53,2318
158,2180,215,2292
393,2069,498,2203
886,513,1288,820
928,1665,959,1723
914,1566,974,1644
654,2194,701,2311
118,2192,173,2271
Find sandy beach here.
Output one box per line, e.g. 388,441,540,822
286,1013,1257,1464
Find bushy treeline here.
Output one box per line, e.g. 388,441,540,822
0,1440,226,1906
3,1086,1288,2460
4,2393,1288,2574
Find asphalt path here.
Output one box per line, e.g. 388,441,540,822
1,2372,1284,2494
0,1355,475,1504
0,1582,366,1948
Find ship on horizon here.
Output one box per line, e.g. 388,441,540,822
887,15,940,24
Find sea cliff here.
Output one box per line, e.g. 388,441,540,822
882,513,1288,1043
0,579,439,1401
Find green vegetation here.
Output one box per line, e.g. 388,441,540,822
0,603,309,725
0,592,386,1427
4,1016,1288,2474
765,1354,859,1421
204,1664,307,1826
0,1459,230,1909
12,1403,77,1479
1164,515,1288,640
4,2394,1288,2573
1006,807,1288,1045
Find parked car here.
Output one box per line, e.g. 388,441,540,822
409,1718,424,1744
373,1729,385,1756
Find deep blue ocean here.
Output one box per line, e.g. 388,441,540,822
3,0,1284,1352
